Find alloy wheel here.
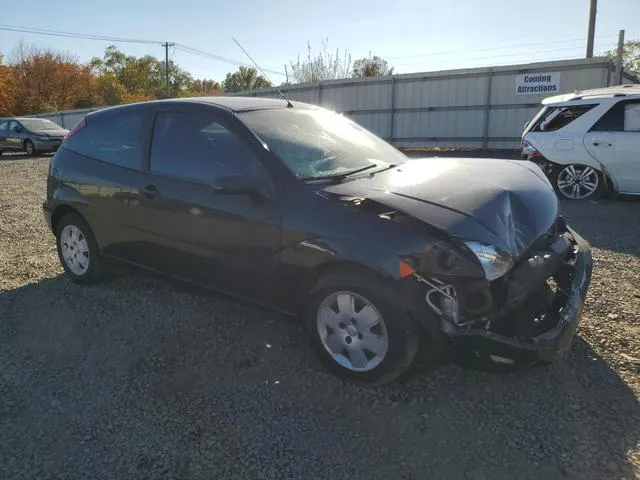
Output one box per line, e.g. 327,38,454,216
316,291,389,372
556,164,599,200
60,224,90,275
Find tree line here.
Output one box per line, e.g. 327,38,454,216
3,37,635,117
0,40,394,116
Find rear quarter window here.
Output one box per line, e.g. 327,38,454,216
533,105,596,132
63,111,145,170
590,100,640,132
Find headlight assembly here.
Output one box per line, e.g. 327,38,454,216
464,242,513,281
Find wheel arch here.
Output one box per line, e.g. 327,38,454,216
51,204,90,235
545,158,617,196
305,258,446,363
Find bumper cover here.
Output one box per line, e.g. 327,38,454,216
450,228,592,364
34,139,63,151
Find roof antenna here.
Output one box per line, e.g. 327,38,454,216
232,37,294,108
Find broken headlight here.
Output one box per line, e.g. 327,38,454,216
464,242,513,281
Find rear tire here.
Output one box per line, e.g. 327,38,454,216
304,269,420,386
551,164,604,200
55,213,103,284
24,139,35,156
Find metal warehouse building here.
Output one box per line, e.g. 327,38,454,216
234,56,637,150
33,56,637,150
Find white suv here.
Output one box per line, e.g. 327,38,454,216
522,84,640,200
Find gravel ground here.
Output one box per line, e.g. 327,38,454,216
1,154,639,480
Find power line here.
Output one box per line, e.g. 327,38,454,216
174,44,286,76
0,24,162,45
0,24,286,76
386,34,618,60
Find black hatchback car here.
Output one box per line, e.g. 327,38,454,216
44,97,592,385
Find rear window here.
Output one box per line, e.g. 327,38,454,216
64,111,145,170
532,105,596,132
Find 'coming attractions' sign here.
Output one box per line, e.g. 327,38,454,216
515,72,561,95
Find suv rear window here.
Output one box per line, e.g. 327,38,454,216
64,111,145,170
532,105,596,132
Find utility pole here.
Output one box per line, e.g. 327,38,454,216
162,42,175,97
616,29,625,85
586,0,597,58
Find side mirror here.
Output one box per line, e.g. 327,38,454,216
13,126,23,133
212,175,264,197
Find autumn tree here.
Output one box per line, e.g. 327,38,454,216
10,42,96,114
91,45,193,100
184,79,223,97
607,39,640,78
222,66,271,93
0,54,16,116
352,55,394,78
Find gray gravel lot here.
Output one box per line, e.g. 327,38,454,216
1,153,639,479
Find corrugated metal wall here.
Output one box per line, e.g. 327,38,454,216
28,57,636,150
237,57,631,149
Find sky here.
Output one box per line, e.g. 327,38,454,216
0,0,638,83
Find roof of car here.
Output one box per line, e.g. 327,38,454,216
542,84,640,105
177,96,310,111
90,96,314,117
2,117,53,121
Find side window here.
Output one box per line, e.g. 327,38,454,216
149,111,263,183
64,111,145,169
8,120,19,132
0,120,7,131
623,102,640,132
591,102,624,132
534,105,596,132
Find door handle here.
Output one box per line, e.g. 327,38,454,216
143,184,159,199
592,142,599,146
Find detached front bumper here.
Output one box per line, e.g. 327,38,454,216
445,228,592,364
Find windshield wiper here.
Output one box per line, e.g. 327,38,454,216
301,164,378,183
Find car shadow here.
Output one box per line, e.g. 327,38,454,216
1,273,638,479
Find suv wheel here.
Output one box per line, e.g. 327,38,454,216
304,270,420,385
55,213,103,284
552,164,604,200
24,139,35,156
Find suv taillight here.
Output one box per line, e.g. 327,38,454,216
522,140,542,159
63,118,86,143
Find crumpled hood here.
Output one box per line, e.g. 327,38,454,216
322,157,559,257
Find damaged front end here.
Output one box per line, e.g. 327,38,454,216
413,217,593,365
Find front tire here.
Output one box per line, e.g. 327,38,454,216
24,139,35,156
304,269,420,386
551,164,604,200
55,213,103,284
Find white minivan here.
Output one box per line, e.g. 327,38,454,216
521,84,640,200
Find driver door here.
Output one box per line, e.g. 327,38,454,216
5,120,24,151
133,107,283,304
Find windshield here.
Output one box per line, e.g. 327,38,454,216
238,107,407,180
20,119,63,131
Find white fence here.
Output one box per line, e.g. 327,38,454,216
29,57,636,150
